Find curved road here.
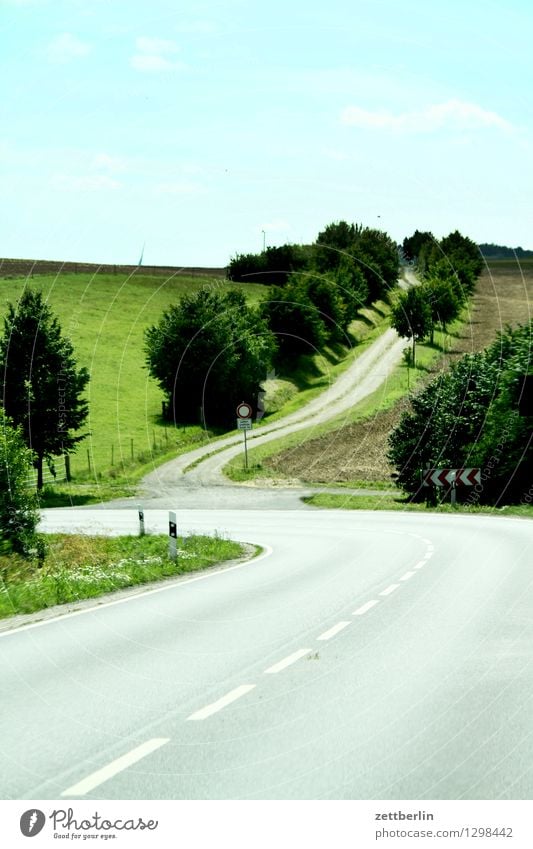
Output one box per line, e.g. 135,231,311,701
141,325,406,496
2,508,532,800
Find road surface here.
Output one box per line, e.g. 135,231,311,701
1,508,532,800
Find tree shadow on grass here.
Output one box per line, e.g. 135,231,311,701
37,489,102,508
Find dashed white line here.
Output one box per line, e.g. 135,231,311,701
414,559,428,569
264,648,311,674
353,600,379,616
380,583,400,596
317,621,351,641
186,684,256,721
400,571,416,581
61,738,170,796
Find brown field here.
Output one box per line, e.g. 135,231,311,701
264,261,533,484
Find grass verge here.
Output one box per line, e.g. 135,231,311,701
302,492,533,518
0,533,251,619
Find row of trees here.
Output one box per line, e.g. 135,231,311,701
391,230,483,365
228,220,400,304
146,221,401,427
388,321,533,504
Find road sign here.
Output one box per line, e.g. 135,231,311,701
422,468,481,487
236,402,253,419
237,418,252,430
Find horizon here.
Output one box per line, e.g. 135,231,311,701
2,0,532,267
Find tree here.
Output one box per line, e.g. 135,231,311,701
334,259,369,322
352,227,399,299
388,322,533,504
402,230,434,262
0,290,89,489
0,408,40,555
390,287,432,366
145,288,276,427
227,244,312,285
261,278,327,359
423,278,460,343
387,352,500,499
313,221,357,272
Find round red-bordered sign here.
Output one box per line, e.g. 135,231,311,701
236,402,253,418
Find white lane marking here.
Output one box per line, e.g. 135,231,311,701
186,684,256,721
400,571,416,581
414,560,427,569
317,621,351,641
264,648,311,674
380,583,400,596
353,600,379,616
61,738,169,796
0,545,274,639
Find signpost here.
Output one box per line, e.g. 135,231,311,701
168,511,177,560
422,468,481,505
236,402,253,470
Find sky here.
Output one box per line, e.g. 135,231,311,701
1,0,532,267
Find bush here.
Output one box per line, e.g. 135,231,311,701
388,322,533,503
0,409,40,556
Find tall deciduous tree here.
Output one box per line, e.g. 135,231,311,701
145,288,276,427
390,287,432,365
0,290,89,489
423,278,460,343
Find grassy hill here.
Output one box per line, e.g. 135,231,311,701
0,270,262,491
0,268,388,500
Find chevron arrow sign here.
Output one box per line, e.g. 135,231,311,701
422,468,481,487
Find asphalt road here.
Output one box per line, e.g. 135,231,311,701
2,508,532,800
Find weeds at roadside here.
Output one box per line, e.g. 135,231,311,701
0,533,249,619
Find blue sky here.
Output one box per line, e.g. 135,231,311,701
1,0,532,266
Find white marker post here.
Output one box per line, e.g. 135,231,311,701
168,511,177,560
450,470,457,506
138,506,145,537
236,402,253,471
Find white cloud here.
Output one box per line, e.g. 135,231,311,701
92,153,127,173
340,99,511,133
153,181,206,196
53,174,119,192
46,32,91,63
130,35,184,73
130,54,185,72
174,21,216,34
135,37,179,55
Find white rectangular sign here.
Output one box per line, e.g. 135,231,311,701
237,418,252,430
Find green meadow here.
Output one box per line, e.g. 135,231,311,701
0,270,391,500
0,271,261,491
